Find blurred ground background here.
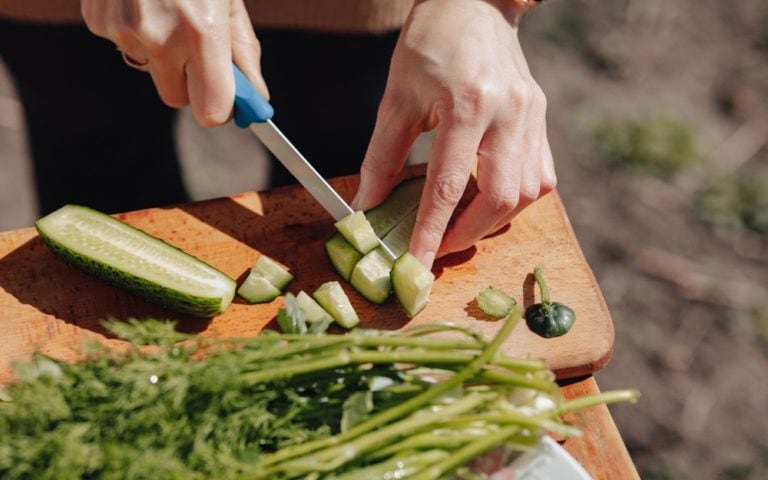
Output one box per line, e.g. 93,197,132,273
2,0,768,478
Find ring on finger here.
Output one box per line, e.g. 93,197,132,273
120,50,150,72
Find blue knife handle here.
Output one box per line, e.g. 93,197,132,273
232,64,274,127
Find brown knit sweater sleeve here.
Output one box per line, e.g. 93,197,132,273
0,0,413,32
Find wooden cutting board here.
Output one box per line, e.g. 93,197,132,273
0,168,614,384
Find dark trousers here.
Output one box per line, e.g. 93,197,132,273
0,19,398,215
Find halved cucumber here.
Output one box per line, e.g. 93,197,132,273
325,232,363,281
312,281,360,329
349,248,394,304
237,272,281,304
251,255,293,291
296,290,334,325
365,176,425,237
391,252,435,317
35,204,236,317
335,211,379,255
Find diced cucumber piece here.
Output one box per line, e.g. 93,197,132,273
365,176,426,237
381,209,417,259
325,232,363,281
476,286,517,319
391,252,435,317
251,255,293,291
296,290,334,325
237,272,281,303
35,204,236,317
312,281,360,329
350,248,395,304
335,211,379,255
276,292,307,334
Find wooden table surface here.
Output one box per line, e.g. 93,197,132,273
560,376,640,479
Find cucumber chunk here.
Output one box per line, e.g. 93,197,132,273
237,272,281,303
391,252,435,317
325,232,363,281
350,248,395,304
251,255,293,291
335,211,379,255
296,290,334,325
381,209,417,259
35,204,236,317
365,176,426,236
476,286,517,319
312,281,360,329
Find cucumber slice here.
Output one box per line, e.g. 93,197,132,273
35,204,236,317
381,209,417,258
349,248,395,304
476,286,517,319
365,176,426,236
335,211,379,255
312,281,360,329
237,272,281,303
325,232,363,281
251,255,293,291
296,290,334,325
391,252,435,317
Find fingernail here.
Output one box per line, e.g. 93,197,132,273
420,251,436,269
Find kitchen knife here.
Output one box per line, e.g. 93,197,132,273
231,65,396,259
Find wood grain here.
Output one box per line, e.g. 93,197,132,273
0,168,614,384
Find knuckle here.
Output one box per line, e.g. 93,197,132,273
531,83,547,110
486,191,519,215
196,109,229,127
446,81,498,123
431,173,467,206
518,182,540,205
540,172,558,195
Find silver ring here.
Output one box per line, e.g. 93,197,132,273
120,50,150,72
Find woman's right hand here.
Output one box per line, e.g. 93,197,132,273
81,0,268,126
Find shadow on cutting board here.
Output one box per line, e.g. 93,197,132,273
0,236,212,340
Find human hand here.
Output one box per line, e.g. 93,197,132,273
81,0,268,126
351,0,555,269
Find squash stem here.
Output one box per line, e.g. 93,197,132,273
533,266,551,305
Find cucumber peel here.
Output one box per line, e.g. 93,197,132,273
35,204,236,317
325,233,363,281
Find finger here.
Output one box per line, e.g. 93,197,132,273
439,124,533,256
351,93,419,211
231,0,269,100
185,12,233,126
145,35,190,108
409,122,482,269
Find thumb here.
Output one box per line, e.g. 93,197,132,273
231,0,269,100
351,96,418,211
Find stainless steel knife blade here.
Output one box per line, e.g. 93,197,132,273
248,120,396,259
